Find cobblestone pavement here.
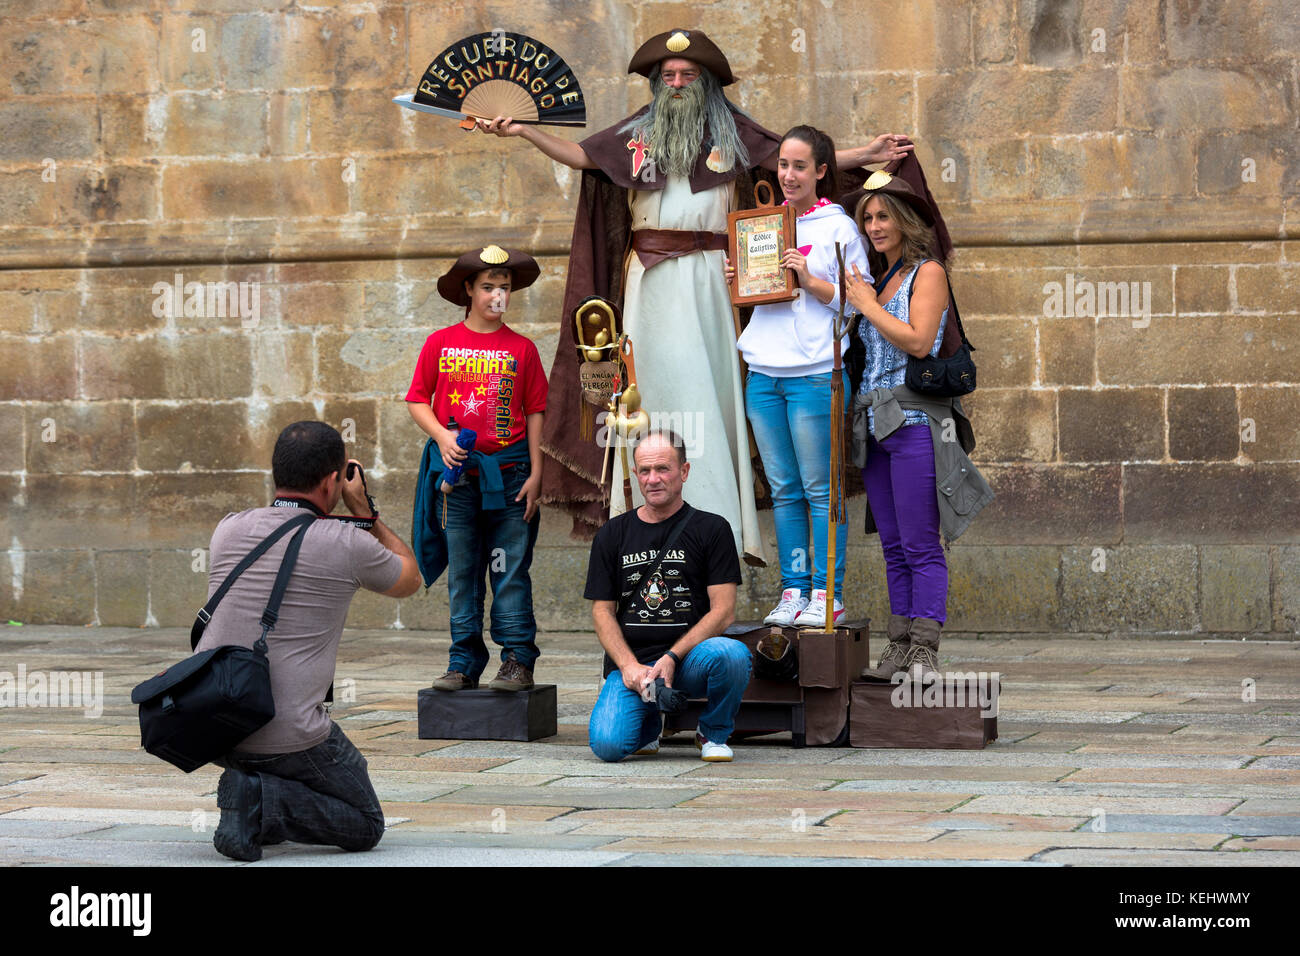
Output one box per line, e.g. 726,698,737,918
1,627,1297,866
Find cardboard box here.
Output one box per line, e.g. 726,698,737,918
848,676,999,749
417,684,557,742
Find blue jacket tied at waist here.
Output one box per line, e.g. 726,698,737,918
412,437,532,587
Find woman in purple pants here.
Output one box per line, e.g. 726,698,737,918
843,174,951,678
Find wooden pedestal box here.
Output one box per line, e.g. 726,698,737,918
848,676,999,749
661,620,870,747
417,684,557,742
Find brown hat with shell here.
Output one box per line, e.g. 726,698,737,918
844,169,937,230
437,245,541,306
627,29,735,86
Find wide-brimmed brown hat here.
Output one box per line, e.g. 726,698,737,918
437,245,540,306
843,169,936,229
627,29,735,86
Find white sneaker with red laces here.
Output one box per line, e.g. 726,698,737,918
794,589,845,628
763,588,808,627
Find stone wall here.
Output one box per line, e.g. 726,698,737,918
1,0,1297,637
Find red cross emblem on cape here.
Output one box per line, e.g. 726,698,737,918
626,132,650,179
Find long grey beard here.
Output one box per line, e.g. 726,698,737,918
621,71,750,178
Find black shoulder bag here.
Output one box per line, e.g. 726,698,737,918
131,513,315,773
903,261,977,397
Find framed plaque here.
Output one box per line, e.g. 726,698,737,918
727,181,797,307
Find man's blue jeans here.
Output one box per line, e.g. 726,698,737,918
745,370,849,596
217,722,384,851
588,637,753,762
436,461,540,679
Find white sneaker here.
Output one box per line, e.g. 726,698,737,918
695,733,733,762
633,739,660,755
763,588,808,627
794,589,845,628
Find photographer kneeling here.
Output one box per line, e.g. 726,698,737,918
198,421,420,861
584,430,752,763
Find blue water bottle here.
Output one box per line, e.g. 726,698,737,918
439,417,478,493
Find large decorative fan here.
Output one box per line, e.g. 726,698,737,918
395,31,587,128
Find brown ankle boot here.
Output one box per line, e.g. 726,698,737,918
860,614,912,681
900,617,942,678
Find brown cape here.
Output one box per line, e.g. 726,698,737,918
539,108,875,540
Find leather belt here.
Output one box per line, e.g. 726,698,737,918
630,228,728,270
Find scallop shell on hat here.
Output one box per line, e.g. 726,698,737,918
863,170,894,190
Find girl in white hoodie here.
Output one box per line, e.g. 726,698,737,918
729,126,871,628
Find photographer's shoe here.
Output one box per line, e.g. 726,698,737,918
633,739,660,755
431,670,478,691
214,769,263,862
695,733,733,762
488,653,534,692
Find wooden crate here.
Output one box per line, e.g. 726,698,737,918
849,676,999,749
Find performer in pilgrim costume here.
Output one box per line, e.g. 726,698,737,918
478,29,914,563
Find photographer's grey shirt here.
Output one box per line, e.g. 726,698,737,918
196,508,402,754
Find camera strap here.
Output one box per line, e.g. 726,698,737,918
271,462,380,530
191,512,337,706
272,497,376,530
191,512,316,651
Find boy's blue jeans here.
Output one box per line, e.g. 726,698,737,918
588,637,753,762
435,460,540,679
745,370,849,596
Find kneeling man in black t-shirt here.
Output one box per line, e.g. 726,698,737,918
584,430,752,762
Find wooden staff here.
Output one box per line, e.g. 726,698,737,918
599,333,628,510
600,393,617,510
616,336,649,513
825,242,852,634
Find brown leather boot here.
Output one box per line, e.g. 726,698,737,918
900,617,942,678
488,653,534,692
859,614,912,681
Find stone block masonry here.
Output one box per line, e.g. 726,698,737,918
0,1,1296,637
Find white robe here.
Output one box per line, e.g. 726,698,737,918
610,173,767,566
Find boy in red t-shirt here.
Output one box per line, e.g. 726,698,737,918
406,246,548,692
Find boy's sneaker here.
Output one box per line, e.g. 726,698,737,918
695,733,733,762
763,588,808,627
488,653,534,692
431,671,478,691
633,739,660,756
794,589,845,629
